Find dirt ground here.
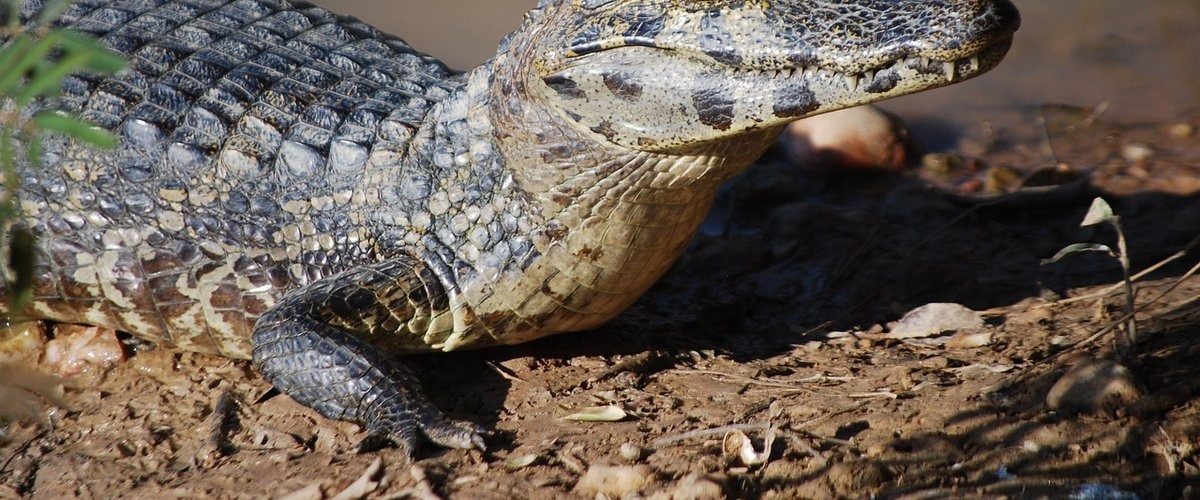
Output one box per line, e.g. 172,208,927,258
1,103,1199,499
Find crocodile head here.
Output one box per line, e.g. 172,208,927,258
513,0,1020,152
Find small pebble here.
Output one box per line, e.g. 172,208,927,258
619,443,644,462
573,464,650,497
1167,122,1194,138
1120,143,1155,163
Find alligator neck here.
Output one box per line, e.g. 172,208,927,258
444,39,781,343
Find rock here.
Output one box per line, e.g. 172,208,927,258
619,443,645,462
44,324,126,377
825,460,889,497
573,464,651,497
1167,122,1194,139
1046,358,1143,413
0,322,47,364
886,303,985,339
1120,142,1155,163
783,105,916,172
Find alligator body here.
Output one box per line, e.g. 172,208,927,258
2,0,1019,455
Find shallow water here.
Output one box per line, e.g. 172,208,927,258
319,0,1200,141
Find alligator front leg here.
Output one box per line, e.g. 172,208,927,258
250,259,486,457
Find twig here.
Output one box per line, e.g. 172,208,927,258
671,369,852,392
484,361,524,383
847,391,899,400
652,422,775,447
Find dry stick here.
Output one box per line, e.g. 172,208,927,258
1037,113,1061,167
484,360,525,383
653,421,850,450
652,422,767,447
671,369,853,392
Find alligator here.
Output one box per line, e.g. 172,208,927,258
2,0,1019,456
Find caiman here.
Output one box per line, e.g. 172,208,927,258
1,0,1020,456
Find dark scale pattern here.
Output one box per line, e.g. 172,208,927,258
7,0,462,352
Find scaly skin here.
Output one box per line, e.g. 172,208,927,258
1,0,1019,456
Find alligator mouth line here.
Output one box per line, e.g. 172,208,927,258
563,36,1014,93
736,36,1015,91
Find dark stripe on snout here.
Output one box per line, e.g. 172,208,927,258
543,75,586,99
602,72,643,100
692,87,735,131
772,79,819,118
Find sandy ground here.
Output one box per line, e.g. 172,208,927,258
2,105,1200,498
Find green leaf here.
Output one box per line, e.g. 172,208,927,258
59,31,126,73
23,133,42,168
504,454,542,470
1080,197,1115,227
33,0,73,26
0,31,62,94
1041,242,1114,265
0,35,34,89
6,225,35,312
16,48,90,102
560,405,628,422
34,110,118,149
1,0,18,31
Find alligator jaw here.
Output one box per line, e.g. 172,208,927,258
751,35,1015,122
738,36,1013,93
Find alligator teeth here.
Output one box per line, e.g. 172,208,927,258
919,57,930,68
864,70,875,83
969,56,980,72
942,61,956,82
845,74,859,90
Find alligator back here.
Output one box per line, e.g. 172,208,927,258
3,0,456,358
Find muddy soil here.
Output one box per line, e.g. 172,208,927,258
4,1,1200,498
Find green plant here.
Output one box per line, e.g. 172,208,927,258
1043,197,1138,355
0,0,125,312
